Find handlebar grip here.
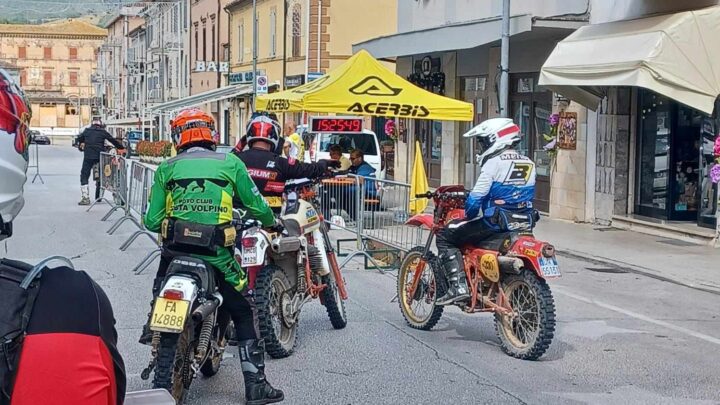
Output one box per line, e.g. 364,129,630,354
415,192,433,199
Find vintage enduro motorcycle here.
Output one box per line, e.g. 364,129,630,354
138,218,254,403
397,186,559,360
239,177,348,358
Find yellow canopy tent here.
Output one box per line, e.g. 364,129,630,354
256,50,474,121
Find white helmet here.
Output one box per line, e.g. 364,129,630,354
0,68,32,240
463,118,521,164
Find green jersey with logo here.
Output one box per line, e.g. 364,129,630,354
144,148,275,290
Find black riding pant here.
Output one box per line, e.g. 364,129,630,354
435,218,496,259
155,254,260,341
80,157,99,186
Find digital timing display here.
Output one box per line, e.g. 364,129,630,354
310,117,363,133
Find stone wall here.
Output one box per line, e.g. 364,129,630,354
549,102,588,221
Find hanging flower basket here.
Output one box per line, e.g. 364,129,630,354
384,119,399,142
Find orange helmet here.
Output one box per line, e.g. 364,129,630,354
170,108,216,150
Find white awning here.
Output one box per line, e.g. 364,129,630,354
105,117,151,128
539,6,720,114
147,84,253,113
353,14,533,58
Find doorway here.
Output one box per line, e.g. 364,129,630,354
635,90,702,221
510,73,552,212
415,120,442,187
461,76,488,189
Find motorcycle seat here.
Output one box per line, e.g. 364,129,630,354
465,232,517,253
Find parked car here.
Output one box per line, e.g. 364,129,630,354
29,130,51,145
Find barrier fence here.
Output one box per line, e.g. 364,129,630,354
88,152,128,220
93,158,429,275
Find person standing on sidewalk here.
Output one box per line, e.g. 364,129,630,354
76,118,125,205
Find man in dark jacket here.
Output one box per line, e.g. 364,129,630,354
232,114,337,211
76,119,125,205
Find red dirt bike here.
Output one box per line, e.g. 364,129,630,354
397,185,559,360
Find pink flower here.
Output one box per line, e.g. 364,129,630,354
548,113,560,126
713,136,720,157
384,119,396,137
711,163,720,184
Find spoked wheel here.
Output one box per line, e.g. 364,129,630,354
152,328,195,404
494,270,556,360
397,247,445,330
255,265,297,358
320,269,347,329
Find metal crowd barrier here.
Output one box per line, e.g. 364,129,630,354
87,152,127,216
317,174,426,273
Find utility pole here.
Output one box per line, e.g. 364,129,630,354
499,0,510,118
252,0,257,110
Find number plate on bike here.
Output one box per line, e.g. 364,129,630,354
242,247,258,266
538,256,561,278
150,298,190,333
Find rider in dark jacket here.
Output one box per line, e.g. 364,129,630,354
232,114,337,211
76,119,125,205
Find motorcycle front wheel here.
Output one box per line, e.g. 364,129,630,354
152,328,195,404
320,269,347,329
255,265,297,358
397,247,445,331
494,270,556,360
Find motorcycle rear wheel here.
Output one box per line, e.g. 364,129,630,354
494,270,556,360
152,328,194,403
255,265,297,358
200,317,229,377
397,247,445,331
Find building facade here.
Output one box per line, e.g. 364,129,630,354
225,0,397,146
190,0,233,143
0,19,106,140
97,8,144,124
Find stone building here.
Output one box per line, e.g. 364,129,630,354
0,19,106,141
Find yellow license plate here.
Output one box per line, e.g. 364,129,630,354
150,297,190,333
264,196,283,207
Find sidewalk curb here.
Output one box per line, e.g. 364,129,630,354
556,247,720,296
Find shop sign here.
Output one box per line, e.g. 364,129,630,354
285,74,305,88
229,69,266,85
194,61,229,72
307,72,323,82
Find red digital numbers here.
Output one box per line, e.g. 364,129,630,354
312,118,362,133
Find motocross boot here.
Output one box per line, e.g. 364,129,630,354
240,339,285,405
138,276,164,345
436,250,470,306
78,185,91,206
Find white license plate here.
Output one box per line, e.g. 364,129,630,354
539,256,561,278
242,247,258,266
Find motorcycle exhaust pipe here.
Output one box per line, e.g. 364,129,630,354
271,236,302,253
192,292,223,322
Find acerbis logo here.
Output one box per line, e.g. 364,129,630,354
349,76,402,96
266,99,290,111
347,102,429,118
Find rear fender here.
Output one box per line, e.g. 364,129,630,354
508,236,547,278
405,213,434,229
159,275,199,303
240,228,272,267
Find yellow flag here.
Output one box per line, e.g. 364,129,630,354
409,141,429,215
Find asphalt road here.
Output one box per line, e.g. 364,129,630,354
9,146,720,404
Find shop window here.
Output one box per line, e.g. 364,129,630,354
69,47,77,60
44,47,52,59
18,46,26,59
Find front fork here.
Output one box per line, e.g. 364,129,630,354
320,222,349,300
408,232,435,299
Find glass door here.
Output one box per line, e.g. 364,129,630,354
636,91,671,218
699,116,719,228
670,106,702,220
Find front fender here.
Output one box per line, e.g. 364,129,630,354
405,213,434,229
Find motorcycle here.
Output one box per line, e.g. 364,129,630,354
138,219,253,402
239,177,348,358
397,185,559,360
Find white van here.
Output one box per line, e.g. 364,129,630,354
297,124,382,174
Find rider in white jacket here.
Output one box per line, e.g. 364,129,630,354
435,118,537,305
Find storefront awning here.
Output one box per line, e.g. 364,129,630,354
353,14,532,59
147,84,253,113
539,6,720,115
256,50,473,121
105,117,151,128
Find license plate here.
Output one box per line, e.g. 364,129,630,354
539,256,561,278
150,298,190,333
242,246,258,266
